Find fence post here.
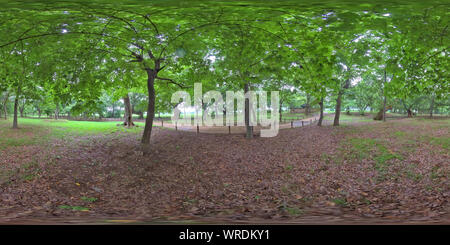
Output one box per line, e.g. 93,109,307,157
302,121,304,127
228,125,231,134
175,121,178,131
310,119,312,125
161,120,164,127
290,120,293,128
197,124,199,134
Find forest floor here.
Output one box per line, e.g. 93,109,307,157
0,115,448,224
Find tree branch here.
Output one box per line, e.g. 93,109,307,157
155,76,188,88
0,31,130,49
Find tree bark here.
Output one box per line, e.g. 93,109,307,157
123,93,134,127
383,69,387,122
111,102,115,118
333,91,343,126
19,104,24,117
333,78,350,126
55,104,59,120
305,93,311,115
429,94,435,118
317,97,324,126
2,95,7,120
244,82,253,138
13,95,18,129
141,68,157,155
407,109,413,118
279,100,283,122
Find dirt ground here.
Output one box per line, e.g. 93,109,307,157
0,117,448,224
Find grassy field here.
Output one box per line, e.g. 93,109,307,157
0,118,145,149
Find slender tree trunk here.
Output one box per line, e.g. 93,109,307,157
244,82,253,138
382,69,387,122
55,104,59,120
333,91,343,126
123,94,134,127
430,94,435,118
407,109,413,117
305,93,311,115
13,96,18,129
3,97,7,120
111,102,115,118
317,97,324,126
279,100,283,122
334,78,351,126
141,68,157,155
19,105,24,117
0,95,6,119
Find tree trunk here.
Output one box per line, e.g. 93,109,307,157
334,78,351,126
407,109,413,117
13,96,18,129
141,68,157,155
333,91,343,126
244,82,253,138
317,97,324,126
382,69,387,122
305,93,311,115
279,100,283,122
123,94,134,127
55,104,59,120
430,94,435,118
111,102,115,118
19,105,24,117
2,96,7,120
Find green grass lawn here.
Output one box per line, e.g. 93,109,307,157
324,114,374,123
1,118,145,133
0,118,145,149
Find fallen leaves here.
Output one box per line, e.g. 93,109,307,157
0,118,448,224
